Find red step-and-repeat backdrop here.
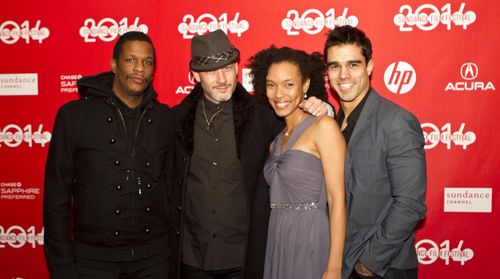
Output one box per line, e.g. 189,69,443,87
1,0,499,278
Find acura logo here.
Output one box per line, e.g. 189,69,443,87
460,63,478,80
188,71,196,84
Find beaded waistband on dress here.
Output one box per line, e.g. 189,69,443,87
270,202,318,210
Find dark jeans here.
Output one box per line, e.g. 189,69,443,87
181,264,243,279
75,251,169,279
351,267,417,279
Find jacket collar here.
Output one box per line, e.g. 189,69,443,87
346,88,381,154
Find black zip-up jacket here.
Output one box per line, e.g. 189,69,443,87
43,72,175,278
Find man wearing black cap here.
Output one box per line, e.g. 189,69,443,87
170,30,332,279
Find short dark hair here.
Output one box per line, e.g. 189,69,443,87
248,46,327,104
112,31,155,62
324,26,372,64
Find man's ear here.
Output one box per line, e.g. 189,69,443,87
110,59,117,74
367,59,374,76
192,70,201,83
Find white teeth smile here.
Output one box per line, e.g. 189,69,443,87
275,101,289,109
340,83,353,89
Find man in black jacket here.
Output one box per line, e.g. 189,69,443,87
170,30,332,279
43,31,175,278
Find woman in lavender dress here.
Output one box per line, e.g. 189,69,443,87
249,47,346,279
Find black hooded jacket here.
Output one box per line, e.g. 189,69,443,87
43,72,175,278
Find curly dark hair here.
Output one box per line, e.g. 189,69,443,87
248,46,327,104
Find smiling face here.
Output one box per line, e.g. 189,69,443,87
265,61,310,118
326,43,373,111
192,63,238,104
111,40,154,106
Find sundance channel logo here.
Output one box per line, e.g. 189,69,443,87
444,187,492,213
0,74,38,96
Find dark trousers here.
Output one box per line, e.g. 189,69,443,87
75,251,169,279
351,267,417,279
181,264,243,279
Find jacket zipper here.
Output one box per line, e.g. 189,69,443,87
132,105,149,157
113,100,152,259
115,107,130,155
133,105,149,196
